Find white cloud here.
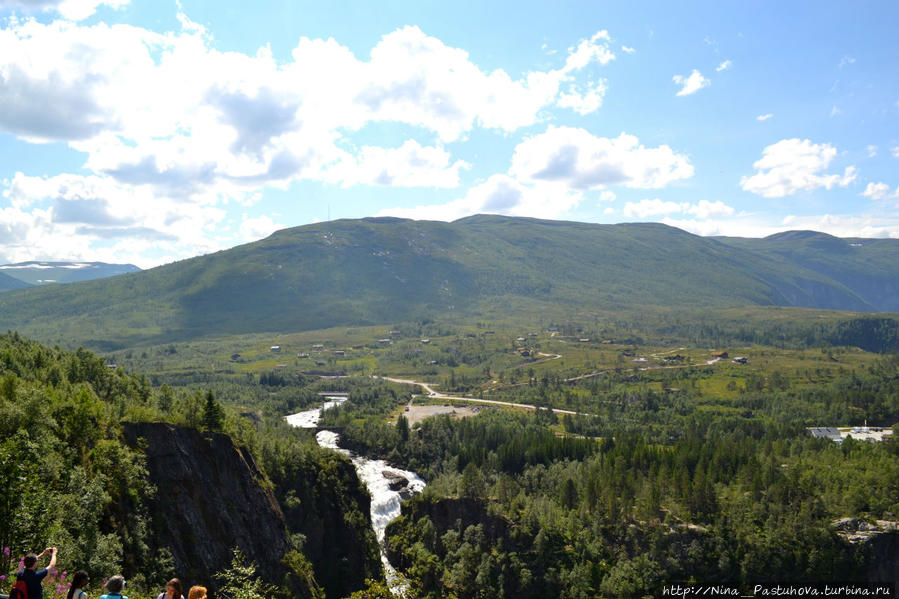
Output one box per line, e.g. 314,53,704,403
716,60,731,72
621,45,636,54
838,56,855,69
509,126,694,190
0,19,616,195
598,190,616,203
557,80,608,114
892,146,899,159
623,199,685,218
623,198,734,219
830,105,841,117
861,182,897,201
659,213,899,239
867,145,877,158
0,172,228,267
740,139,857,198
0,19,628,264
756,113,773,122
687,199,734,219
239,214,283,241
326,140,470,188
378,174,582,221
673,69,710,96
0,0,129,20
779,213,899,239
562,31,615,69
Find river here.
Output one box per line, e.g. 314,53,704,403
286,398,425,586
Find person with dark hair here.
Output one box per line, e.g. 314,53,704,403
16,546,57,599
156,578,185,599
67,571,89,599
99,575,127,599
187,586,206,599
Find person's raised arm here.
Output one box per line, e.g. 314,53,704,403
46,547,57,571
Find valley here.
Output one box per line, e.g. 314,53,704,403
0,218,897,598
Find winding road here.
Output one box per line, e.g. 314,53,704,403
378,376,581,416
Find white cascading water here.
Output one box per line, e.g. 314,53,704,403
286,398,425,588
284,397,347,428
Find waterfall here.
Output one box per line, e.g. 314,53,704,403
287,399,425,589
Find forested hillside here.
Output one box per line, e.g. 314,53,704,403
0,333,381,599
0,270,30,291
0,216,897,350
718,231,899,312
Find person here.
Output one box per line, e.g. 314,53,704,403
187,586,206,599
16,546,58,599
156,578,185,599
67,571,89,599
99,575,127,599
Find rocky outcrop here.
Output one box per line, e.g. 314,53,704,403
122,422,291,590
269,445,383,598
832,518,899,585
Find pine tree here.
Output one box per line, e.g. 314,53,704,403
203,390,225,431
397,414,410,443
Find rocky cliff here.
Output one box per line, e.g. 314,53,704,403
122,422,291,590
123,422,383,598
264,442,383,598
832,518,899,585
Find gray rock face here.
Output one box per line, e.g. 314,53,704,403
122,422,291,590
831,518,899,585
383,470,409,491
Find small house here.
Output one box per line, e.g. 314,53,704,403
270,346,281,353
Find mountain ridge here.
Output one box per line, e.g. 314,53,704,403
0,216,896,348
0,260,141,286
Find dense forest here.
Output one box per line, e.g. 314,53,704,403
2,313,897,598
320,354,899,597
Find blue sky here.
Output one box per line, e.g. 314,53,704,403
0,0,897,267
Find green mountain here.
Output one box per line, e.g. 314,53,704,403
0,215,896,348
0,260,140,286
716,231,899,312
0,270,31,291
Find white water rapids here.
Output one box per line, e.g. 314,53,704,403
286,398,425,586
